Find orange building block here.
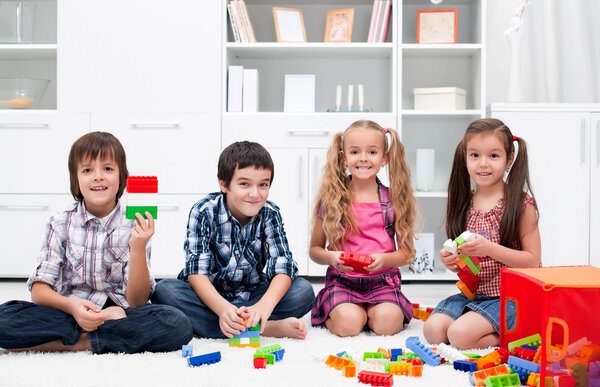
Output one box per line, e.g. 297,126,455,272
377,347,391,359
476,351,502,370
457,280,476,300
472,364,510,387
408,365,423,377
343,365,356,377
325,355,353,370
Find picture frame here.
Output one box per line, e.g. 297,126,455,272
284,74,315,113
416,9,457,44
273,7,307,43
410,233,435,275
324,8,354,43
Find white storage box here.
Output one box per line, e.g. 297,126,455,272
413,87,467,110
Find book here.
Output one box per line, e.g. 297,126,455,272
242,68,259,112
227,3,242,43
238,0,256,43
367,0,382,43
231,1,248,42
378,0,392,43
227,65,244,112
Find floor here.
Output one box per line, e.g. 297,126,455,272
0,278,456,308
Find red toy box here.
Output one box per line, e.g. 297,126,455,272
500,266,600,386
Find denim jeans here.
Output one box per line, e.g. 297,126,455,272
0,300,192,354
151,277,316,338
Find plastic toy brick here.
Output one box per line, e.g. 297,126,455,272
343,364,356,378
569,363,587,387
398,358,422,366
495,347,510,364
483,373,521,387
234,329,260,339
409,365,422,377
581,344,600,362
513,346,536,361
126,176,158,193
591,360,600,378
253,357,267,369
363,352,387,361
458,266,480,293
254,353,275,365
182,345,193,358
270,348,285,362
339,252,373,274
457,280,476,300
475,350,501,370
463,353,482,359
453,359,477,372
390,348,403,361
436,342,468,363
357,370,394,386
325,355,353,370
377,347,390,359
364,358,388,372
406,336,442,366
508,333,542,352
512,369,527,385
336,351,348,358
525,372,539,387
398,352,421,360
472,364,509,387
507,355,540,375
552,374,576,387
389,362,411,376
256,344,282,354
458,254,481,276
187,351,221,367
229,336,260,348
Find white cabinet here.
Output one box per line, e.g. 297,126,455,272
491,104,600,267
58,0,220,113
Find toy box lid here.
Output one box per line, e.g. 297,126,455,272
413,87,466,96
504,266,600,287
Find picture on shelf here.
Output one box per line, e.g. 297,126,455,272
324,8,354,43
273,7,306,43
410,233,435,275
416,9,457,44
284,74,315,113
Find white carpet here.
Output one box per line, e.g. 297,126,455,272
0,314,488,387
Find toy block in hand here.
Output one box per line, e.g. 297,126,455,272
444,231,482,299
126,176,158,219
229,318,260,348
339,252,373,274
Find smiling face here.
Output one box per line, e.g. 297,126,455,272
77,155,120,218
465,133,513,192
342,127,388,182
219,166,272,226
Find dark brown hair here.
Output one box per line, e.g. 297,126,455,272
218,141,274,188
68,131,128,202
446,118,537,246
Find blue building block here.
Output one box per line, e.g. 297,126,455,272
336,351,348,358
521,345,538,351
181,345,193,358
454,360,477,373
406,336,441,366
187,351,221,367
507,355,540,375
271,348,285,362
390,348,403,361
511,369,527,384
235,329,260,339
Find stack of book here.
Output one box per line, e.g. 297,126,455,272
227,66,259,112
227,0,256,43
367,0,392,43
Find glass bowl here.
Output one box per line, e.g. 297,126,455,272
0,78,50,109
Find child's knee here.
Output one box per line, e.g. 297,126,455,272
423,316,448,345
447,322,473,350
368,306,403,335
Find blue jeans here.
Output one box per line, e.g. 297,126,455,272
0,300,192,354
151,277,315,338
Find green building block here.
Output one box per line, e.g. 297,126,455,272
126,205,158,220
248,322,260,331
508,333,542,352
484,373,521,387
459,254,481,275
384,361,407,373
256,344,282,354
253,353,275,365
363,352,387,361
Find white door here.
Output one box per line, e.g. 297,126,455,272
307,148,328,276
58,0,221,113
591,113,600,267
266,148,309,275
492,111,590,267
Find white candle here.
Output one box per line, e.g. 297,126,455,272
347,84,354,111
335,84,342,110
358,84,364,110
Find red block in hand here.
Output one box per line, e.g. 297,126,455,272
340,252,373,274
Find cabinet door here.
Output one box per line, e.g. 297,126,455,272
492,111,590,266
0,112,89,193
58,0,220,113
90,113,220,194
266,148,309,275
307,148,328,276
591,113,600,267
0,195,73,277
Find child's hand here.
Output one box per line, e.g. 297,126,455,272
457,234,491,257
68,298,105,332
365,254,385,272
238,304,272,335
129,212,155,252
218,303,246,338
329,251,353,273
440,249,460,272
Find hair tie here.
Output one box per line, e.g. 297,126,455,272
512,135,517,141
383,127,389,133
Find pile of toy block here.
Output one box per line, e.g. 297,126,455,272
443,231,481,300
253,344,285,369
229,319,260,348
412,303,434,321
126,176,158,220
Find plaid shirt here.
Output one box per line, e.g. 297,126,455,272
179,192,297,302
27,201,155,309
466,194,535,297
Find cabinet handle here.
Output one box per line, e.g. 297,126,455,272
0,205,49,211
313,155,320,192
129,122,180,129
287,129,329,136
297,155,303,201
0,123,50,129
581,119,586,163
597,120,600,165
158,206,179,211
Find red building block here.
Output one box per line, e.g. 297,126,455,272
126,176,158,193
457,265,480,293
253,357,267,369
339,252,373,274
357,370,393,386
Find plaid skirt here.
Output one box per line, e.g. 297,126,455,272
311,267,413,326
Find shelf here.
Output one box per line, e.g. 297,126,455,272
401,271,457,282
226,42,394,60
0,45,57,60
401,44,481,58
414,191,447,198
223,112,396,118
402,109,483,117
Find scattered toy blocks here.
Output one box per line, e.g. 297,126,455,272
406,336,442,366
126,176,158,219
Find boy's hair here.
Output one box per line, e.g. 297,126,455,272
446,118,538,246
68,131,128,202
314,120,416,260
218,141,274,188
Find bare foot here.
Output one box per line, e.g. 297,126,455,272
7,333,91,352
262,317,308,339
100,306,127,321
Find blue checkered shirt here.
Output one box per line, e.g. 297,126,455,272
27,200,155,309
178,192,298,302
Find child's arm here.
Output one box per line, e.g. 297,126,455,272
308,217,352,272
239,274,291,333
457,204,541,267
126,212,155,307
187,274,246,338
31,282,105,331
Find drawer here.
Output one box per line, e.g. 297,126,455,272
0,112,89,193
91,113,221,194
